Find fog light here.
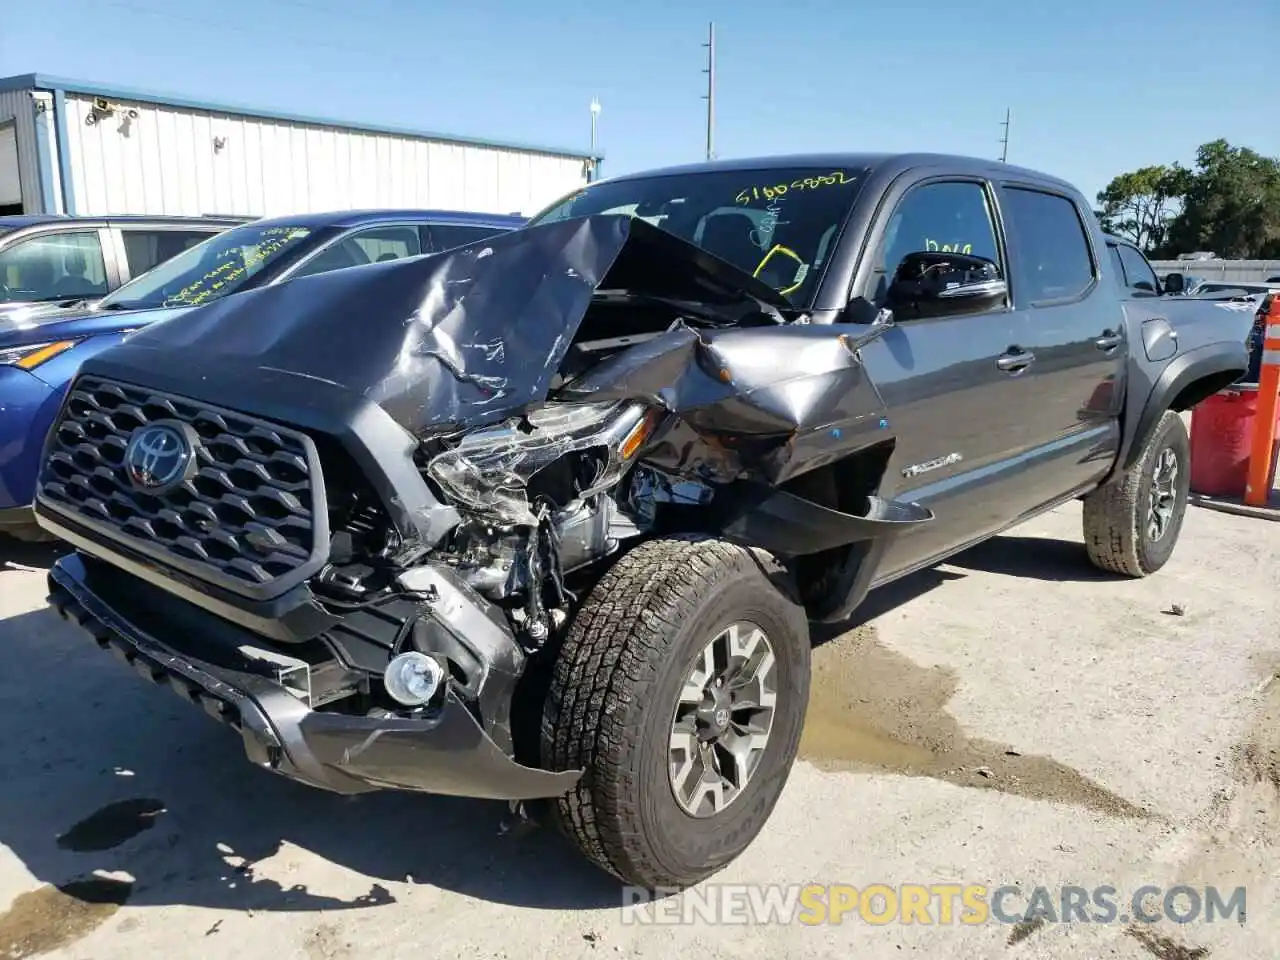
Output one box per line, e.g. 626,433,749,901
383,652,445,707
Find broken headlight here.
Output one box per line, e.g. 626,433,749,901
426,400,662,527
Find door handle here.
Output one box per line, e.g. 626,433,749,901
1095,330,1123,350
996,349,1035,372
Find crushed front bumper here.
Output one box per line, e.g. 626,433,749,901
47,553,582,801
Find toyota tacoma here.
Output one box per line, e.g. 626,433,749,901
32,153,1253,890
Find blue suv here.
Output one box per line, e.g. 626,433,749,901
0,207,524,541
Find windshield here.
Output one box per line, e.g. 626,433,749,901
99,222,315,310
528,166,867,306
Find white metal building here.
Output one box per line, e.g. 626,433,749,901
0,73,600,219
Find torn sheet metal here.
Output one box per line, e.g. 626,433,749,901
555,322,894,487
111,214,792,437
715,488,932,556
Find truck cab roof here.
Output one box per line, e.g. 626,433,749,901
601,152,1081,195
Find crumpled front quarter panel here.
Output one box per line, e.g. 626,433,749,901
560,323,892,485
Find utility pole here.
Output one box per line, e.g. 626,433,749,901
702,22,716,161
999,108,1011,162
589,97,601,180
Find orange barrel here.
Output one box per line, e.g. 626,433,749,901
1189,386,1276,498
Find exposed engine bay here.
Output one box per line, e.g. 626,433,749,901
422,399,655,643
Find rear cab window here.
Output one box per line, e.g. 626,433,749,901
1115,243,1160,296
999,187,1096,304
1108,243,1126,286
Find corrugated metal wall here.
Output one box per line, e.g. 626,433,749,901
59,92,588,218
0,88,45,213
1150,260,1280,283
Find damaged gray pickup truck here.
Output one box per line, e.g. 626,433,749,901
33,153,1253,890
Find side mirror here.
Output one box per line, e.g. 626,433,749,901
886,250,1007,319
1162,272,1184,295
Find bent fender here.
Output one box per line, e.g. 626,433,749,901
718,489,933,557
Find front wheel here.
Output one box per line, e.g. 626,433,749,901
540,535,811,890
1082,410,1191,577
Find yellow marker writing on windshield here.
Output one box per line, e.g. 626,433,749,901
167,234,300,306
735,171,851,206
753,244,807,297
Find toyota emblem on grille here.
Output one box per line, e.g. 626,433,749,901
124,422,195,493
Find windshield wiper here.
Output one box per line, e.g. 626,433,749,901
12,295,93,306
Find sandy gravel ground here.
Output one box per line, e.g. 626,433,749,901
1,496,1277,960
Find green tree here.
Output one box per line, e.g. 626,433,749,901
1095,165,1180,253
1163,140,1280,259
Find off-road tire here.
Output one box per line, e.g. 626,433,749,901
540,535,810,890
1082,410,1191,577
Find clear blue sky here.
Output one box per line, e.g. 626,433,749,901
3,0,1277,205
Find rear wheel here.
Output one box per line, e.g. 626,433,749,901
540,535,810,890
1082,410,1191,577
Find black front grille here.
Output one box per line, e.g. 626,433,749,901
38,376,328,597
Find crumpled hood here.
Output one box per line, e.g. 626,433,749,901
90,214,793,436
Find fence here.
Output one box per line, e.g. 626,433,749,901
1150,259,1280,283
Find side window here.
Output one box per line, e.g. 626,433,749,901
0,230,109,303
121,229,215,277
427,223,507,252
349,226,421,263
1107,243,1127,287
292,226,421,279
875,181,1002,300
1000,187,1096,302
1116,243,1160,296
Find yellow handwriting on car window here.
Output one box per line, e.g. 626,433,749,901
924,239,974,254
752,244,808,296
168,235,302,306
735,171,852,206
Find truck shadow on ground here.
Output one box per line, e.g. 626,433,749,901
0,529,1136,953
945,534,1127,583
0,603,622,942
0,558,968,938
